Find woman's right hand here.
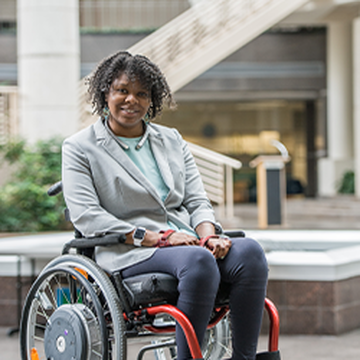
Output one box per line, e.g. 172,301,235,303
166,232,199,246
205,236,231,259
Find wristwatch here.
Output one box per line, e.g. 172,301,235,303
133,227,146,247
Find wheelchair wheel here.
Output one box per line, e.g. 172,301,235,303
151,313,231,360
20,266,108,360
37,254,126,360
202,314,231,359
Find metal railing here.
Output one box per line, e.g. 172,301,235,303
0,86,18,145
187,142,241,219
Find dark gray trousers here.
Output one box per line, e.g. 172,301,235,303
122,238,268,360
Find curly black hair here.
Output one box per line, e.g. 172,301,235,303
86,51,175,120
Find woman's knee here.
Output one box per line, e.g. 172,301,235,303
177,247,220,293
230,237,268,277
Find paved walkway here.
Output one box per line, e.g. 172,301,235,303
3,326,360,359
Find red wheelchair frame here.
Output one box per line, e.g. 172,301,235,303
128,298,279,359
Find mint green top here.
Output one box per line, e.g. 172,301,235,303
118,136,197,237
119,136,169,202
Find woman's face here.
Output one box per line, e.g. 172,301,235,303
106,73,151,137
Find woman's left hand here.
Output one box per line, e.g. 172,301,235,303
205,236,232,260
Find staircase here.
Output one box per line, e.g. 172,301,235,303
128,0,310,92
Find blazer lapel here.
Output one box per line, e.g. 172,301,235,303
93,119,164,205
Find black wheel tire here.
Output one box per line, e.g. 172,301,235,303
34,254,126,360
20,265,109,360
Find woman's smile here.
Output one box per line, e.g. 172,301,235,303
119,107,141,118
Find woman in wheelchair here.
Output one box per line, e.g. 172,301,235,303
61,51,269,360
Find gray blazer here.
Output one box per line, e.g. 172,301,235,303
62,119,219,271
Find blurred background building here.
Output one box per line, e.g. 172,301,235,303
1,0,360,201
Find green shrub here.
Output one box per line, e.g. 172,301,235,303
338,170,355,194
0,138,67,232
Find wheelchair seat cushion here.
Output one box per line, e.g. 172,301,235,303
121,272,179,308
119,271,231,309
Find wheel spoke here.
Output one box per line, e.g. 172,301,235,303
21,255,126,360
43,278,58,309
35,306,49,322
91,348,102,358
33,336,44,342
53,273,71,305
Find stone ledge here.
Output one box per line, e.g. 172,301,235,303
247,230,360,281
266,245,360,281
265,276,360,334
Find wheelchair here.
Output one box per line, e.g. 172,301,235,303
20,182,280,360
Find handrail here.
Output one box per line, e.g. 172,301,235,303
187,142,242,219
187,142,241,169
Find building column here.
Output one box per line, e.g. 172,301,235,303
354,17,360,198
318,22,353,197
17,0,80,143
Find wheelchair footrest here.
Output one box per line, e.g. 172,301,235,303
256,350,281,360
137,339,176,360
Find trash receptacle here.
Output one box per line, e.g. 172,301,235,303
250,155,290,229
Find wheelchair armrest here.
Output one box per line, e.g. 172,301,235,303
62,233,126,255
223,230,246,238
47,181,63,196
62,231,245,254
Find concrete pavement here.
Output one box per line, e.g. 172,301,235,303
258,328,360,360
3,326,360,359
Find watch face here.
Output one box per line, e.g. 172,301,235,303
133,227,146,246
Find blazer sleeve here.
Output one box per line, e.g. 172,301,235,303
62,138,135,238
173,130,218,230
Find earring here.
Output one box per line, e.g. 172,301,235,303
103,106,110,121
144,113,150,123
